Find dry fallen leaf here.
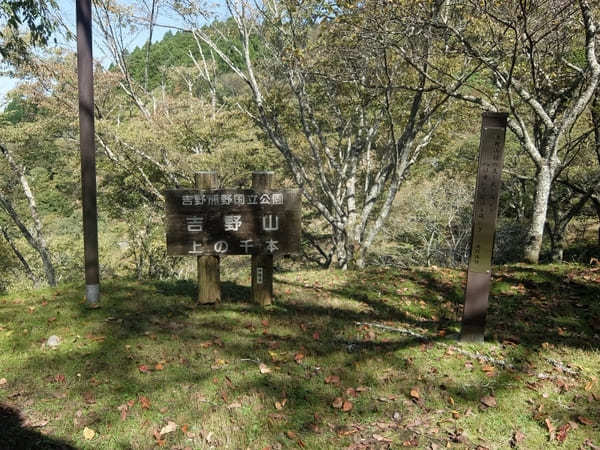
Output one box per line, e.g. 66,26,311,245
481,365,496,376
82,391,96,404
153,430,166,446
510,430,525,447
83,427,96,440
275,398,287,410
325,375,340,385
480,395,497,408
286,430,298,439
578,416,593,426
0,378,7,386
294,353,305,363
138,365,150,373
409,388,420,400
154,363,164,371
160,421,178,436
332,397,344,409
373,433,393,443
342,401,353,412
139,396,151,409
259,363,272,374
545,418,556,441
227,401,242,409
556,423,570,443
117,404,128,421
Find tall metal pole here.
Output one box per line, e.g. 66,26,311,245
76,0,100,305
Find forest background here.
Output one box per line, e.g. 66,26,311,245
1,0,599,292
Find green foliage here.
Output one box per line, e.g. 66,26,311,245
125,19,264,92
0,93,40,124
0,0,57,58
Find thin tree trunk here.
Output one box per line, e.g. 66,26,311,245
593,198,600,245
144,0,158,92
524,162,554,263
0,224,37,285
0,144,56,285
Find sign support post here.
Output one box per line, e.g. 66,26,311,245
76,0,100,306
461,112,508,342
196,172,220,304
252,171,274,306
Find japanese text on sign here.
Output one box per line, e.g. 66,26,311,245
165,189,301,256
469,126,505,273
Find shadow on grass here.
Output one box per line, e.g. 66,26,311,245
2,264,599,447
154,279,251,303
0,404,76,450
332,264,600,349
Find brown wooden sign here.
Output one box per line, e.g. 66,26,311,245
165,188,301,256
461,111,508,342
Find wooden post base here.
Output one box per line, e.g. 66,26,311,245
196,171,220,304
252,171,274,306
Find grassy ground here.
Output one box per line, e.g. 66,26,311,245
1,263,599,449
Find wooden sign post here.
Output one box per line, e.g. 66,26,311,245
461,112,508,342
252,172,274,306
195,172,220,304
165,172,301,306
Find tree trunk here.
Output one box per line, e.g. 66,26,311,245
0,225,38,285
524,163,554,264
1,143,56,285
550,231,567,262
593,198,600,245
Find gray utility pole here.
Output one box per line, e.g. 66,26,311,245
76,0,100,305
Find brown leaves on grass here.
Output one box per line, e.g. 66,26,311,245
332,397,344,409
159,421,177,436
285,430,306,447
510,430,525,447
153,430,166,447
332,397,353,412
325,375,340,385
275,398,287,410
259,363,272,374
53,374,65,383
117,403,130,421
139,395,151,409
556,423,571,443
578,416,593,426
82,427,96,440
545,418,555,440
481,365,496,377
480,395,497,408
82,391,96,404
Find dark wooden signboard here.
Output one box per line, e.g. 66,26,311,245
165,189,301,256
461,112,508,342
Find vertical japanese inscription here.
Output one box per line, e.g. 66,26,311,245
461,112,508,343
468,126,506,273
